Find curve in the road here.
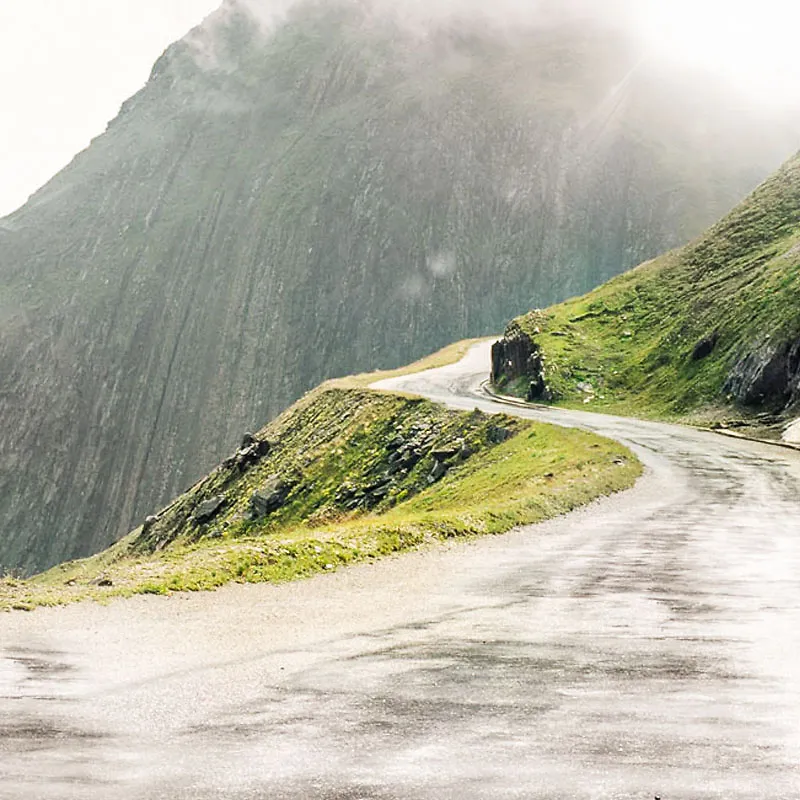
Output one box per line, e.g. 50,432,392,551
1,341,799,799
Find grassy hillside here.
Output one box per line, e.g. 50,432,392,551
493,153,800,426
0,380,639,611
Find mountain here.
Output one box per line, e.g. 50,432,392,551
0,0,797,573
491,152,800,423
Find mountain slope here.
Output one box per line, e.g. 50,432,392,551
0,376,639,608
491,152,800,421
1,0,797,572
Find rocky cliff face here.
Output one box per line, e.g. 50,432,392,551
723,338,800,410
491,323,551,402
1,0,797,572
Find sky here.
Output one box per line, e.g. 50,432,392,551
0,0,799,218
0,0,220,217
634,0,800,99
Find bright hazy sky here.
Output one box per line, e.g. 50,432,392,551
0,0,798,218
0,0,220,217
634,0,800,99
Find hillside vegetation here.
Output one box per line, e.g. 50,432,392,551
492,153,800,426
1,0,797,574
0,380,639,611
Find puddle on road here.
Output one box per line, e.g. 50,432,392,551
0,647,76,700
0,647,125,799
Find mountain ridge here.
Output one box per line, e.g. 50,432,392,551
1,0,797,573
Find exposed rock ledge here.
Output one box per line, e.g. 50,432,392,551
724,337,800,411
491,323,552,402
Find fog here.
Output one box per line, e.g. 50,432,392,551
187,0,800,116
226,0,634,35
226,0,800,103
634,0,800,106
1,0,798,217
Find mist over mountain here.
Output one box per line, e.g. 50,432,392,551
1,0,797,573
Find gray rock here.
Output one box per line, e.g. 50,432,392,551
367,485,390,502
142,515,159,534
487,425,513,444
235,438,271,469
192,495,226,524
723,337,800,408
250,477,291,519
492,327,538,385
491,323,554,402
386,460,406,476
428,459,448,484
528,376,553,402
432,445,461,462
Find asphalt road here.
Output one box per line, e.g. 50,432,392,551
2,342,800,799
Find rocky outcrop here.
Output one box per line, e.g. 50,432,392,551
492,325,552,402
249,477,293,519
135,432,274,550
223,435,272,471
724,338,800,410
125,389,526,555
691,332,719,361
192,495,227,524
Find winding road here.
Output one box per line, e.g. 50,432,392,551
2,342,799,798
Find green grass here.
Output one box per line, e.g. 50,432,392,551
498,152,800,424
1,378,639,611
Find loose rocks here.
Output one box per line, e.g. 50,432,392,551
250,477,292,519
192,495,226,524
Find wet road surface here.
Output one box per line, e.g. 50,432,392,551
2,342,800,798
